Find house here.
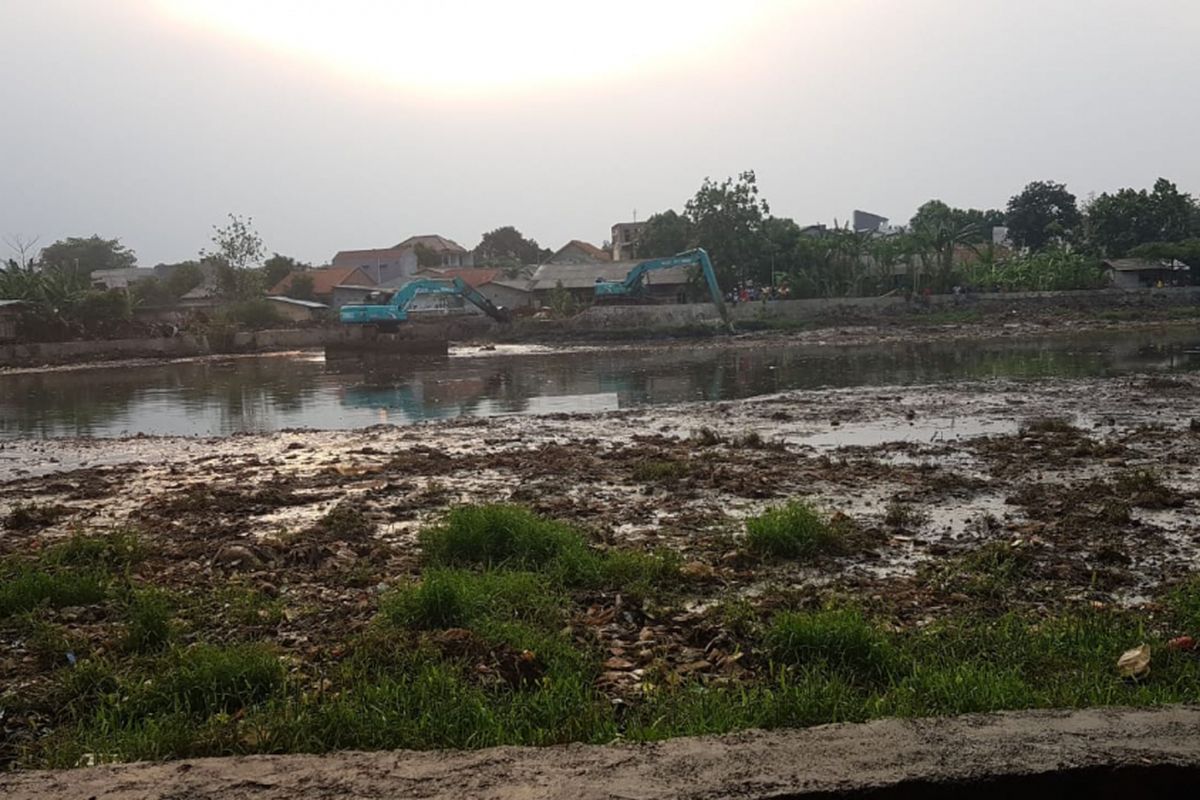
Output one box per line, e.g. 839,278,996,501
331,248,414,285
91,267,156,290
331,234,474,285
396,235,474,268
1104,258,1190,290
548,240,610,265
610,222,646,261
269,266,377,305
417,267,535,311
266,296,329,322
0,300,25,341
529,260,692,307
176,283,223,311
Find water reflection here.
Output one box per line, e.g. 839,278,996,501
1,330,1197,439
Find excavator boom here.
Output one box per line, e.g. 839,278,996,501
594,248,730,328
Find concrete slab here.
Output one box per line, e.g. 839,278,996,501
4,706,1200,799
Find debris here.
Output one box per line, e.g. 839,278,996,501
1117,644,1151,680
1167,636,1196,653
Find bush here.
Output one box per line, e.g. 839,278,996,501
216,298,283,330
420,505,584,571
765,608,900,682
0,569,107,618
745,501,844,559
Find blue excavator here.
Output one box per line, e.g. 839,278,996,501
340,276,511,329
593,248,731,328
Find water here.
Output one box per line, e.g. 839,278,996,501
1,330,1198,438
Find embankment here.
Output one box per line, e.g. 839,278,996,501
3,286,1198,367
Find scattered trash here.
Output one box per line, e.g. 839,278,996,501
1117,644,1151,679
1167,636,1197,653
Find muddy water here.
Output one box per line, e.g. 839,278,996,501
1,329,1198,438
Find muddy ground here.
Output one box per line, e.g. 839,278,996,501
4,366,1199,667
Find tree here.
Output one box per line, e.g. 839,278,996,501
1084,178,1200,257
684,170,769,289
909,201,1003,244
473,226,551,267
40,235,136,278
290,273,315,300
634,210,693,258
202,214,264,298
1005,181,1081,251
202,214,264,272
263,253,307,288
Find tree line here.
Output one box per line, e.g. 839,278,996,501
631,173,1200,296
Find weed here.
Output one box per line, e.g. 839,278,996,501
42,529,143,572
0,569,107,618
631,460,690,483
421,504,583,570
1020,416,1077,435
4,502,68,531
764,608,899,682
317,501,375,539
931,541,1034,600
139,644,286,717
883,501,924,530
690,427,724,447
214,585,285,628
382,570,559,631
745,501,845,559
1112,469,1182,508
124,589,174,653
20,616,89,670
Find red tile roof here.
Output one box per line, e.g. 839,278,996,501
551,240,610,262
269,266,377,297
420,267,502,287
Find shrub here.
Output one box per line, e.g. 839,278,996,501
420,505,584,571
0,569,106,618
765,608,899,682
745,501,844,559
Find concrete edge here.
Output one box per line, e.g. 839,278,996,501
4,706,1200,799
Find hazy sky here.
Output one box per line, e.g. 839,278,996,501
2,0,1198,266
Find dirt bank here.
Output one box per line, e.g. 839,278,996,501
4,706,1199,799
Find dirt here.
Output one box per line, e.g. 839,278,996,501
3,705,1199,798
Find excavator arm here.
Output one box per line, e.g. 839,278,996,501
340,277,510,325
594,248,730,328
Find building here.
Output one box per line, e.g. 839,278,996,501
332,234,474,285
265,296,329,322
548,240,610,265
396,235,474,268
610,222,645,261
852,210,889,234
90,267,156,290
418,267,535,311
529,260,692,307
1103,258,1190,290
269,266,377,305
0,300,24,341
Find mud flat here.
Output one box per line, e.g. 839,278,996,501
2,364,1200,772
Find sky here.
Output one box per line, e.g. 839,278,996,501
1,0,1198,267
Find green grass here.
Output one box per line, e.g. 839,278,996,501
765,608,900,682
41,530,143,571
0,569,107,618
4,502,69,531
419,504,678,591
123,589,174,653
745,501,845,559
382,569,560,631
929,541,1034,600
631,460,690,482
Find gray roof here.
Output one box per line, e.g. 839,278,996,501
267,296,329,309
1103,258,1187,272
529,260,692,291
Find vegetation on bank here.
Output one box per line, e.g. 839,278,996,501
3,505,1199,769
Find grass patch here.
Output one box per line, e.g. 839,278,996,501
631,460,690,483
382,569,560,631
1112,469,1182,508
5,502,69,531
124,589,175,653
745,501,845,559
41,529,143,572
0,568,107,618
690,427,725,447
929,541,1034,600
316,500,375,539
419,504,678,592
765,608,900,682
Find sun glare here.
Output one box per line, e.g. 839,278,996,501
157,0,769,95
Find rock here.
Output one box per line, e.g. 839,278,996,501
680,561,715,580
213,544,263,570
